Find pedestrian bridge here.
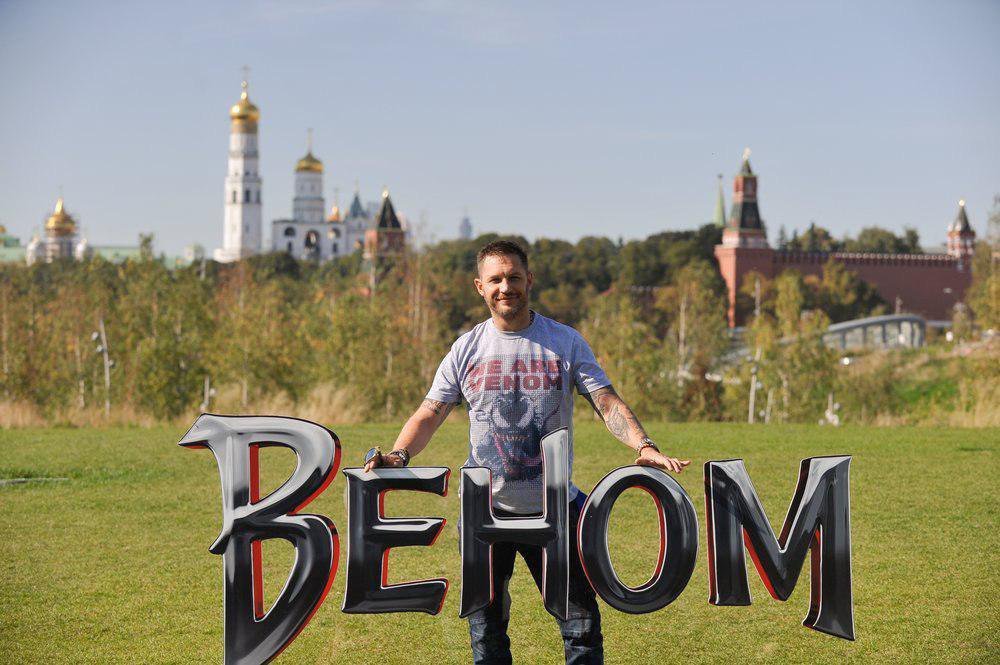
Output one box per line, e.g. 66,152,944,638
822,314,926,350
726,314,929,363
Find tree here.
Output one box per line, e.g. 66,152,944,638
777,225,788,249
966,194,1000,330
737,271,836,423
813,259,885,322
843,227,921,254
660,260,728,419
786,223,841,252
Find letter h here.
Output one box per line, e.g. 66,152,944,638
458,428,571,620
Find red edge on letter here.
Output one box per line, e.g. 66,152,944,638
250,445,264,620
743,530,780,600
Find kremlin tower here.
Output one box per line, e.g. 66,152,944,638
214,78,262,262
946,200,976,269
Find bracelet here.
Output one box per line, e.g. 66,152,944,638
385,449,410,467
635,438,659,454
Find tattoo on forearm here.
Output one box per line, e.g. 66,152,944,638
585,386,618,417
420,398,454,418
587,386,648,445
606,406,629,439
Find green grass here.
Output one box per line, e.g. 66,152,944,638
1,422,997,663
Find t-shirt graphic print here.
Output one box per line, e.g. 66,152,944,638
426,312,610,514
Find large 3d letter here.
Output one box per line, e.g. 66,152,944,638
577,466,698,613
705,456,854,640
179,414,341,664
341,467,450,614
459,428,570,620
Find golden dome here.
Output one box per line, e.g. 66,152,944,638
0,225,6,235
229,81,259,132
327,205,342,223
295,151,323,173
45,197,76,237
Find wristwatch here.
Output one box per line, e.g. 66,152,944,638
385,449,410,467
635,437,659,455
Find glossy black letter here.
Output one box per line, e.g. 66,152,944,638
705,456,854,640
179,414,341,664
341,467,450,614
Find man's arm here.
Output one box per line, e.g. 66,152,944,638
582,385,690,474
363,398,457,471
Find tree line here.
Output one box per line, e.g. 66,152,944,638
1,216,995,425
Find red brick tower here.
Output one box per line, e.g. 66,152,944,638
946,199,976,270
714,149,775,326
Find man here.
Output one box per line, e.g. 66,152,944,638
365,240,689,664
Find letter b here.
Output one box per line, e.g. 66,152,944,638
179,415,341,664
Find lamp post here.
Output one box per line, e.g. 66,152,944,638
91,317,114,417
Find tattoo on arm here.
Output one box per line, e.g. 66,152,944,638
583,385,618,417
605,406,630,439
420,398,455,419
586,386,649,446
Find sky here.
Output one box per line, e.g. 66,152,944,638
0,0,998,256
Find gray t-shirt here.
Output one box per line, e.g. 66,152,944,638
426,311,611,514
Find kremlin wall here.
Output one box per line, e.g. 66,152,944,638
714,151,976,326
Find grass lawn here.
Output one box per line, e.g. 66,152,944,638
1,421,997,663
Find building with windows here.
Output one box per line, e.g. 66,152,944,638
270,146,373,262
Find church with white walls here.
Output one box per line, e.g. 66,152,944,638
214,77,408,264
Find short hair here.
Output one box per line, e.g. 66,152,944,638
476,239,529,270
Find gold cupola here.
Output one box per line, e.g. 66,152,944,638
295,151,323,173
45,197,77,237
296,129,323,173
229,80,260,133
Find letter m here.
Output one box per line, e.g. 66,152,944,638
705,456,854,640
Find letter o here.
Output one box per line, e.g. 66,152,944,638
577,466,698,614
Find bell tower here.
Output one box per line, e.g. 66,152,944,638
293,129,325,224
215,72,263,262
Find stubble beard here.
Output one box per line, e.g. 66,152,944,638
491,295,528,321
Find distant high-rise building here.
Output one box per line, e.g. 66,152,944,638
459,211,472,240
215,78,262,262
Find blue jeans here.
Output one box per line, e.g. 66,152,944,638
464,493,604,664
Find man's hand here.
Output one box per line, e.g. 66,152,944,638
362,398,455,473
584,385,691,473
363,448,406,473
635,446,691,474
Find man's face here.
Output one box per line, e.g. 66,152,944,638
475,254,533,321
